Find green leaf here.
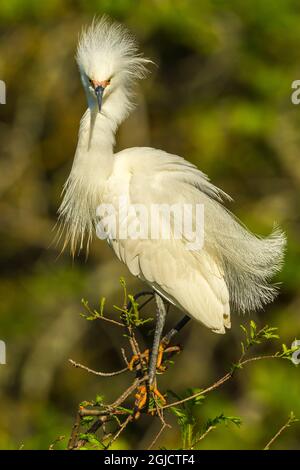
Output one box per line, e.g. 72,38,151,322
94,394,104,406
205,413,242,430
81,416,94,426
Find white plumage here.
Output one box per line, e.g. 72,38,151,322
58,17,286,335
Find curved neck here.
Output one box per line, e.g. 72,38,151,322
72,86,131,183
58,86,132,254
72,109,112,178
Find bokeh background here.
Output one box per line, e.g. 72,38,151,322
0,0,300,450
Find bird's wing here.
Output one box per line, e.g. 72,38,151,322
114,238,230,334
105,147,231,333
109,146,285,318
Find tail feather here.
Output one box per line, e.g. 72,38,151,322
204,196,286,313
219,225,286,312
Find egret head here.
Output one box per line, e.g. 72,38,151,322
76,16,151,113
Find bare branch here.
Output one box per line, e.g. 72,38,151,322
69,358,128,377
161,354,287,411
148,423,168,450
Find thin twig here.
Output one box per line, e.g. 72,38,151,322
161,354,285,410
49,435,65,450
109,375,148,410
264,413,298,450
69,359,128,377
74,415,110,449
81,301,125,328
122,312,145,379
96,315,125,328
71,377,146,448
148,423,168,450
121,347,129,366
105,415,133,449
190,426,216,449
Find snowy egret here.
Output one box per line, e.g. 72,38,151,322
58,17,285,397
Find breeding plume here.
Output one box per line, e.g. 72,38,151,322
58,17,285,386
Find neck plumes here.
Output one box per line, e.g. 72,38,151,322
58,86,131,255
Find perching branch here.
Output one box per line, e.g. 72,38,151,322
64,281,298,450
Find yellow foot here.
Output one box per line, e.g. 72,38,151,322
133,385,148,419
133,383,167,419
156,343,181,372
128,344,181,373
128,349,150,371
151,384,166,404
130,343,181,418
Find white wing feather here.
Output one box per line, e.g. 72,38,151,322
104,147,233,333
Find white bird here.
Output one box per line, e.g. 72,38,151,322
58,17,285,387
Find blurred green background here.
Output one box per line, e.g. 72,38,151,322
0,0,300,450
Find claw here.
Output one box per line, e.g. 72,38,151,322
156,343,164,370
128,345,180,373
157,344,181,372
128,349,150,371
134,385,148,419
128,354,139,371
130,343,181,418
134,383,167,419
151,384,166,404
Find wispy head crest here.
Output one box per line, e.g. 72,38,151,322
76,16,152,83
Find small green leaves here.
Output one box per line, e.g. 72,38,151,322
239,321,280,357
99,297,106,316
78,433,104,450
81,416,94,426
79,400,92,408
80,298,105,321
205,413,242,429
169,388,205,449
187,413,242,450
250,320,257,338
126,294,153,327
80,279,153,331
119,277,127,306
114,280,153,327
94,394,104,406
169,388,241,449
115,406,134,415
275,343,299,362
232,321,297,373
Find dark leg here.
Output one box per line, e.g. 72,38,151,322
126,291,154,313
127,292,190,347
148,293,167,386
162,314,191,346
127,291,190,380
